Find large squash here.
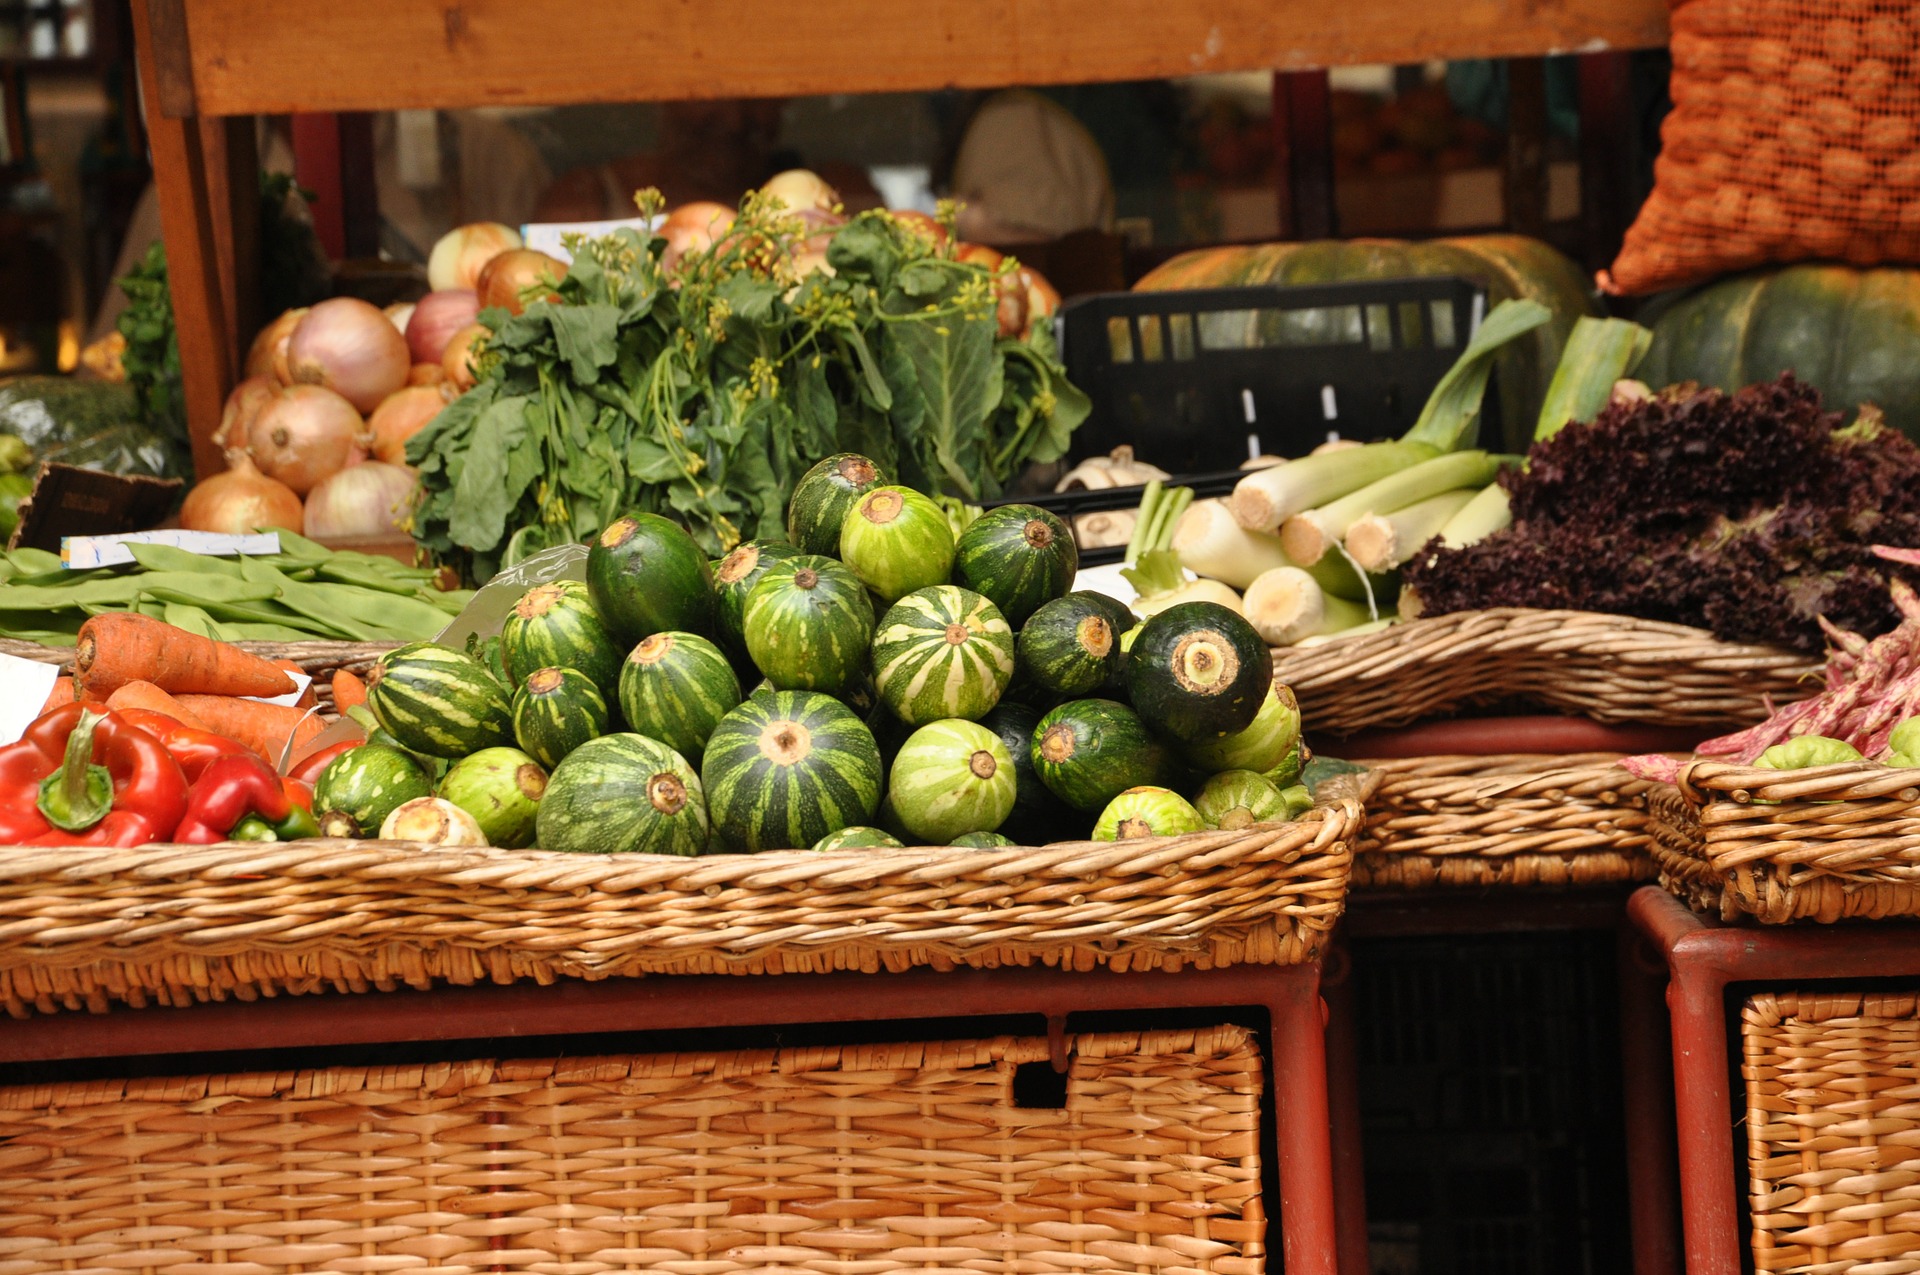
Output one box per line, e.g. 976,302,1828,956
1639,266,1920,437
1136,235,1599,453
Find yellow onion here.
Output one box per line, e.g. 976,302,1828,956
246,308,306,383
476,249,567,315
303,460,417,539
367,383,451,468
287,297,411,412
427,221,522,292
180,449,303,534
247,384,366,495
442,322,490,390
214,375,276,449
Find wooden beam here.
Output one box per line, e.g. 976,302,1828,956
132,0,232,482
171,0,1668,118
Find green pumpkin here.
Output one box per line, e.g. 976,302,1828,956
743,555,875,694
1137,235,1599,451
1640,265,1920,437
618,631,743,762
701,690,883,852
537,733,709,856
871,585,1014,725
951,504,1078,627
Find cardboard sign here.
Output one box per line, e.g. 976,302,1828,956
10,464,182,553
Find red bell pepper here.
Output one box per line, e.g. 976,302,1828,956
287,739,360,786
0,704,189,846
111,708,253,783
173,754,320,844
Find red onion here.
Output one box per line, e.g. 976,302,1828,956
303,461,418,539
428,222,522,292
247,384,367,495
180,449,304,534
443,322,490,390
214,376,277,449
287,297,411,413
368,383,451,467
476,249,566,315
246,308,306,383
406,289,479,364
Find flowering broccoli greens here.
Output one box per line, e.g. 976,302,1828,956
407,196,1088,578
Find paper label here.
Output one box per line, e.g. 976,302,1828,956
520,217,661,262
63,531,281,570
0,650,59,745
248,670,313,708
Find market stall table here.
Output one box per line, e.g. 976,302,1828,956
1624,886,1920,1275
0,956,1343,1275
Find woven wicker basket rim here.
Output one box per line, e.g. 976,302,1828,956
1672,759,1920,804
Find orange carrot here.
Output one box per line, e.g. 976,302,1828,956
105,680,213,731
172,695,326,763
39,677,74,714
331,669,368,714
74,614,295,700
273,659,319,710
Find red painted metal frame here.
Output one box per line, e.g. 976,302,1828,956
0,959,1340,1275
1626,886,1920,1275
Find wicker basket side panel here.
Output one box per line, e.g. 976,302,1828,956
1742,992,1920,1275
0,1027,1267,1275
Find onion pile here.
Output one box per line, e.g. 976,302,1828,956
247,384,367,495
303,460,417,539
287,297,411,412
180,450,304,535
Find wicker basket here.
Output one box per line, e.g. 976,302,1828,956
1744,991,1920,1275
0,1023,1267,1274
0,636,391,714
0,777,1364,1017
1273,608,1815,737
1353,753,1659,890
1648,762,1920,924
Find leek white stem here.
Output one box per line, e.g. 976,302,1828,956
1229,440,1439,532
1436,484,1512,549
1243,566,1375,646
1343,488,1478,573
1293,618,1395,647
1171,500,1293,589
1277,450,1504,564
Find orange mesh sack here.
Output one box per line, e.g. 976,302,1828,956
1604,0,1920,295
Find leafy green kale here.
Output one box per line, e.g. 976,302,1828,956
406,199,1089,578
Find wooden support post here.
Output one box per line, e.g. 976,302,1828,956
197,115,259,372
1504,57,1549,239
1576,51,1636,271
131,0,233,482
1272,69,1334,241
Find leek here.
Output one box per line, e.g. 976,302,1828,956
1172,500,1294,589
1243,566,1374,646
1278,450,1508,565
1403,299,1552,451
1124,479,1165,567
1230,440,1439,532
1343,488,1478,573
1435,483,1512,549
1534,316,1652,441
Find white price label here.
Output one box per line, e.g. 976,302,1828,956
0,650,59,744
63,531,281,570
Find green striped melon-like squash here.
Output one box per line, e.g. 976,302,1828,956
743,555,875,694
500,580,622,693
536,733,710,856
787,453,890,556
871,585,1014,726
618,631,742,762
701,690,883,852
365,643,514,759
1136,235,1600,452
950,504,1078,627
712,539,803,658
512,666,612,770
888,719,1017,844
1639,264,1920,439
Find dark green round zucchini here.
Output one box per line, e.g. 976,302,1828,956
1125,601,1272,744
787,453,889,555
1030,698,1169,813
1017,593,1118,697
586,512,715,643
511,666,612,770
951,504,1078,627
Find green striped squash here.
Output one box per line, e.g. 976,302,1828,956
536,734,709,856
787,453,890,555
1126,601,1271,744
949,830,1015,848
889,719,1016,844
713,539,803,658
871,585,1014,725
1018,594,1118,696
366,643,515,759
811,825,905,851
617,631,742,762
313,744,435,838
1193,770,1288,830
1031,699,1169,813
1183,682,1303,774
500,580,622,692
701,691,883,852
838,486,955,603
587,512,716,643
1092,786,1206,841
743,555,875,694
979,701,1073,844
951,504,1078,627
511,667,612,770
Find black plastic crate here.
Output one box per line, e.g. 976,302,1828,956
1056,276,1492,473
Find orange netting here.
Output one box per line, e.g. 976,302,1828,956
1604,0,1920,295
